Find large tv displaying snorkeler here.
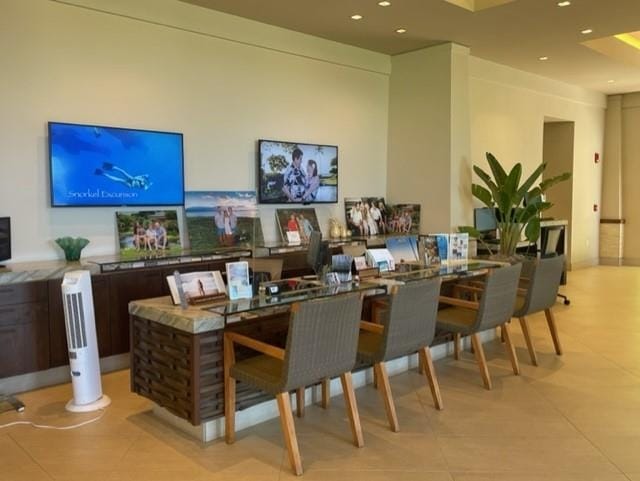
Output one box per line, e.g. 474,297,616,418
258,139,338,204
48,122,185,207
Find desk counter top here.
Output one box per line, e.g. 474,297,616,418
128,296,225,334
0,260,99,285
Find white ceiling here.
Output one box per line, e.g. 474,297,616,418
179,0,640,94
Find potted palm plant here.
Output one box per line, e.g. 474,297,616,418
460,153,571,258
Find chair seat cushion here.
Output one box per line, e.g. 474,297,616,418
436,306,477,334
357,330,383,364
231,355,285,396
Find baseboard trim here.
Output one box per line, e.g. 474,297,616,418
571,257,599,270
0,354,129,396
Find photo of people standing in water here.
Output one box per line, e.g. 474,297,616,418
185,191,264,250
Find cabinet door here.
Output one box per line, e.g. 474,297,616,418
48,276,112,368
0,306,49,378
109,270,164,355
0,324,23,378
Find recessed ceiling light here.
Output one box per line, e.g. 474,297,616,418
378,1,392,6
539,56,549,61
350,14,363,20
581,29,593,34
557,1,571,6
608,80,616,83
396,28,407,34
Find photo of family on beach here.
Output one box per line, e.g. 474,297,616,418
275,208,321,244
115,210,181,258
185,191,264,250
259,140,338,203
344,198,421,237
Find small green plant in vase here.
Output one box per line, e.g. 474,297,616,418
459,153,571,259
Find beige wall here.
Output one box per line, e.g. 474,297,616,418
543,122,574,260
469,57,606,268
0,0,390,261
387,43,471,233
621,93,640,260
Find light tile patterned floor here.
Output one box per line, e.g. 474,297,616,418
1,265,639,480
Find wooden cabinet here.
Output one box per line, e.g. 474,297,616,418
0,282,49,378
109,269,164,355
1,254,249,380
48,276,111,367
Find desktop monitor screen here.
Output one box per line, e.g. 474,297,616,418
474,207,498,232
49,122,185,207
0,217,10,263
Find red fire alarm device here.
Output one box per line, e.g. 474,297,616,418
595,153,600,163
593,204,598,212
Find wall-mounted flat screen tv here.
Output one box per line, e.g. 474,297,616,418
49,122,185,207
258,139,338,204
0,217,10,265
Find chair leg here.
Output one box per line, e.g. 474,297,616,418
545,308,563,355
419,347,443,410
276,392,303,476
223,335,236,444
374,362,399,432
454,333,461,360
418,352,426,374
296,387,305,418
470,333,492,390
321,378,330,409
518,316,538,366
340,372,364,448
501,322,520,375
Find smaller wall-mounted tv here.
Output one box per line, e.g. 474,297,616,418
0,217,10,265
258,139,338,204
49,122,185,207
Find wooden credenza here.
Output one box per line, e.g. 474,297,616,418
0,254,250,380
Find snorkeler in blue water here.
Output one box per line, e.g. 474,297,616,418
95,162,152,190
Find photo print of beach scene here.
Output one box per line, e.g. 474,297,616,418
275,208,321,244
185,191,264,250
386,204,421,235
115,210,181,258
344,197,389,237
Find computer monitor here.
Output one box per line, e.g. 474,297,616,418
0,217,10,267
306,231,329,275
474,207,498,233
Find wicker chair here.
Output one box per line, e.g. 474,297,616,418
437,263,522,390
357,278,444,432
224,293,364,476
514,255,565,365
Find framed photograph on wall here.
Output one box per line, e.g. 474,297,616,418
344,197,388,237
275,207,321,244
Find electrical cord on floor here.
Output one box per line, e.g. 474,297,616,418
0,409,106,430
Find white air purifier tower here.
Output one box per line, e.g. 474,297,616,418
61,271,111,412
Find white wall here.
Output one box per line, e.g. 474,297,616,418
469,57,606,268
0,0,390,262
